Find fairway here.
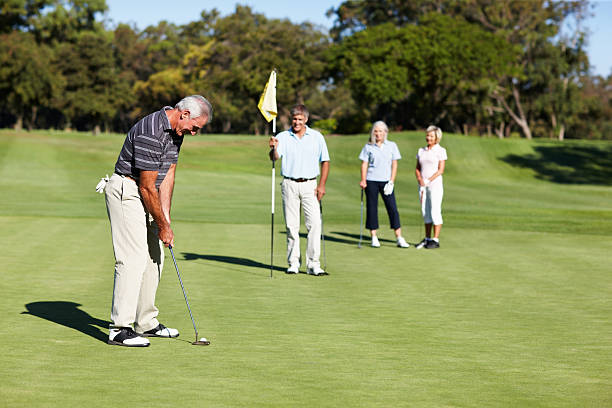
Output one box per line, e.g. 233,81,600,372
0,129,610,407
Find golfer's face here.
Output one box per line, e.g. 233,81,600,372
373,127,385,143
177,112,208,136
426,132,437,146
291,114,307,134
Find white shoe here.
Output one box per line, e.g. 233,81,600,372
415,238,428,249
371,236,381,248
307,266,326,276
108,328,150,347
286,264,299,274
140,323,179,338
396,237,410,248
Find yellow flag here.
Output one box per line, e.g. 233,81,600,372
258,71,277,122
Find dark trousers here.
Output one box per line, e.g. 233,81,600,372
365,180,401,230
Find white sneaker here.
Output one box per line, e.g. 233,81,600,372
108,328,150,347
371,236,381,247
307,266,326,276
140,323,179,338
396,237,410,248
286,264,299,274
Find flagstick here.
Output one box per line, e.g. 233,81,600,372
270,118,276,279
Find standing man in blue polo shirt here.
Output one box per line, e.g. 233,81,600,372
269,104,330,275
103,95,213,347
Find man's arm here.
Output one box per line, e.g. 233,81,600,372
316,161,330,201
139,170,174,247
159,163,176,224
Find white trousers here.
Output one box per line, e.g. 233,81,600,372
105,174,162,332
420,183,444,225
281,178,321,268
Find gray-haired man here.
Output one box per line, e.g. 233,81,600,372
104,95,212,347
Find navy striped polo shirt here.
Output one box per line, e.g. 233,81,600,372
114,107,183,189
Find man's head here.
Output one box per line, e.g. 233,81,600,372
290,104,309,135
174,95,213,136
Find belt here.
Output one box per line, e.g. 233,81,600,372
285,177,316,183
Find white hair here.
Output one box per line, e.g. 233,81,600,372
175,95,213,121
426,125,442,142
369,121,389,144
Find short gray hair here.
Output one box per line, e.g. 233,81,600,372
426,125,442,142
369,121,389,144
290,104,309,120
175,95,213,121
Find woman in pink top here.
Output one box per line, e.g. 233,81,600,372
415,126,447,249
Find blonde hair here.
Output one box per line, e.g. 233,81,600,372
426,125,442,142
369,121,389,144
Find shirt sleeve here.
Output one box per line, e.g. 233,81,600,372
358,145,369,161
133,134,163,171
319,135,330,162
275,133,285,158
391,142,401,160
438,147,448,161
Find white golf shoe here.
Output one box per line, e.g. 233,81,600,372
108,328,150,347
396,237,410,248
286,264,299,274
371,236,381,248
140,323,179,338
307,266,326,276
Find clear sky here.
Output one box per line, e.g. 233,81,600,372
103,0,612,78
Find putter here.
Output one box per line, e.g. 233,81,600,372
168,245,210,346
358,189,364,248
320,200,327,271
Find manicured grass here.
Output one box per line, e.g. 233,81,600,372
0,129,610,407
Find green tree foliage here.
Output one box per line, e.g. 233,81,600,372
54,31,126,133
183,5,329,134
328,13,518,130
0,31,62,130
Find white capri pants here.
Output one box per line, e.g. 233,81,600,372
281,178,321,269
420,183,444,225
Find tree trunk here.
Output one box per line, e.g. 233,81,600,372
558,125,565,141
493,85,532,139
93,124,101,135
14,115,23,131
495,122,505,139
223,120,231,133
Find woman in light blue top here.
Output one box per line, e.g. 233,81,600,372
359,121,410,248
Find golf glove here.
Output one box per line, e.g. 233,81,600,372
95,174,109,194
383,181,394,195
424,178,431,186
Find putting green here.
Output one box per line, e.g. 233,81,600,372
0,129,610,407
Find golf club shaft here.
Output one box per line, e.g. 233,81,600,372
270,157,275,279
359,188,364,248
320,200,326,270
169,245,199,340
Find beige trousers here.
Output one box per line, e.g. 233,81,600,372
281,178,321,269
105,174,162,332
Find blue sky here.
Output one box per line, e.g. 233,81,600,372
104,0,612,77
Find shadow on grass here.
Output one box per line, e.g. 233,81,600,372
182,253,285,272
501,144,612,185
331,231,396,244
22,301,109,343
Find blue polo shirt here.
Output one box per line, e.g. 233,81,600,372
275,126,330,179
358,141,401,182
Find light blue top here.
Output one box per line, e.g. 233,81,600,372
275,126,330,179
358,140,402,182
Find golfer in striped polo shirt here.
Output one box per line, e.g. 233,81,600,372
103,95,212,347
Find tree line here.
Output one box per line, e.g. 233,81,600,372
1,0,610,139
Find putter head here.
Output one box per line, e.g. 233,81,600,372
192,337,210,346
